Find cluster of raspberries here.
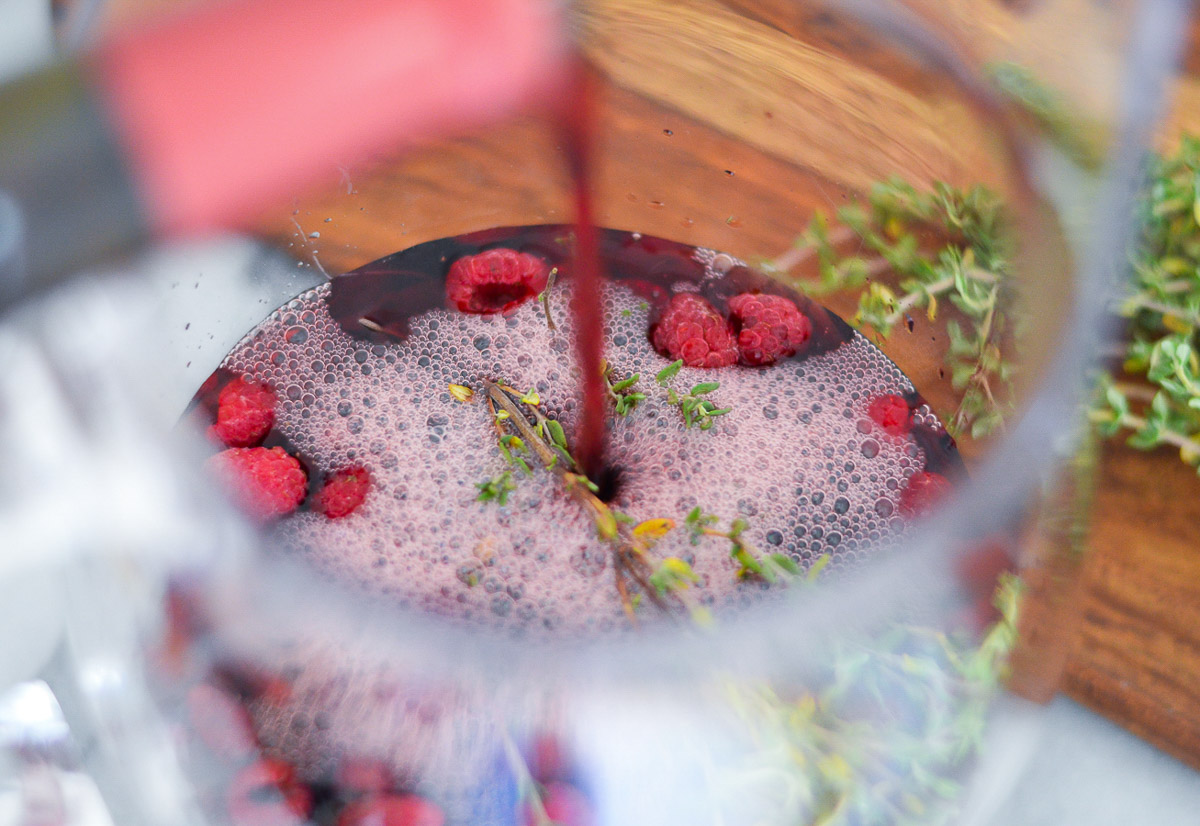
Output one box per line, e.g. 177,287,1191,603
204,375,369,521
187,681,447,826
651,291,813,368
442,248,812,369
648,293,950,517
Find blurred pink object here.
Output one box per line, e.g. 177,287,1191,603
90,0,566,235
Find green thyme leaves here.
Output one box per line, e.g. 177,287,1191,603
475,471,515,505
656,362,732,430
766,178,1014,440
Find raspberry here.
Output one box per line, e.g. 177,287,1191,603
314,467,371,519
209,376,276,447
650,293,738,368
727,292,812,366
208,447,307,520
445,248,550,314
337,795,444,826
898,470,950,518
867,394,911,436
227,759,312,826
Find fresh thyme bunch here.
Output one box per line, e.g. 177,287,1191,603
711,574,1022,826
762,178,1016,439
1094,135,1200,470
769,134,1200,471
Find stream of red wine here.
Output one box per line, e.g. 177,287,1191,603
560,57,607,482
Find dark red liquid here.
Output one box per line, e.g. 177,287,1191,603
560,57,607,482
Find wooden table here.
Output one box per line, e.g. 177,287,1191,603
101,0,1200,772
1070,444,1200,769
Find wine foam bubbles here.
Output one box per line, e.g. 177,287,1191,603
221,269,931,637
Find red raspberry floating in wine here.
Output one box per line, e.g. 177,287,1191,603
314,467,371,519
209,376,276,447
337,794,445,826
898,470,951,518
227,759,313,826
208,446,308,520
445,248,550,315
867,393,911,436
727,292,812,366
650,292,738,368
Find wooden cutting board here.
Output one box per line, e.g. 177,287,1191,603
1069,443,1200,769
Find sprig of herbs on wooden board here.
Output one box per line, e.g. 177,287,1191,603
985,61,1108,171
762,178,1016,440
766,135,1200,471
1092,135,1200,472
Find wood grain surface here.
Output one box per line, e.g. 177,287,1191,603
577,0,1007,195
1069,443,1200,769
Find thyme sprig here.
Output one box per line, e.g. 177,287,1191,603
478,380,684,622
475,471,515,505
762,134,1200,469
655,359,733,430
537,266,559,330
601,359,646,417
645,555,713,626
486,385,543,477
765,178,1015,439
714,573,1022,826
473,381,801,623
683,507,808,584
985,61,1107,170
1099,135,1200,472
